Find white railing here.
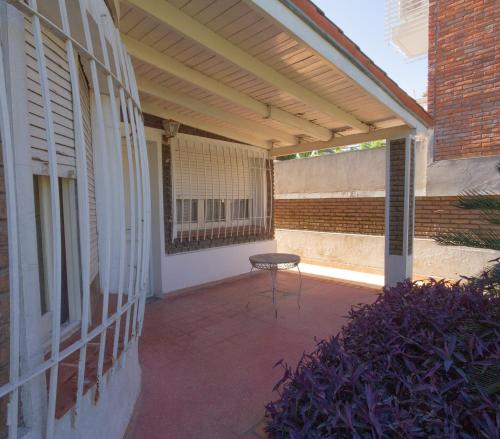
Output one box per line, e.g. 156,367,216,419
0,0,150,437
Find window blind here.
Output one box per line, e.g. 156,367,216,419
170,134,269,243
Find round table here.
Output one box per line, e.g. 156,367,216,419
249,253,302,318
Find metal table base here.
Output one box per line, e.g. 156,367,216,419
248,253,302,318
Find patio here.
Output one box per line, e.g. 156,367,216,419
130,271,378,438
1,0,497,437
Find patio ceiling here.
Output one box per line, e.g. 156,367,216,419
119,0,433,153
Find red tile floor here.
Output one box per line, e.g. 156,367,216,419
130,271,379,438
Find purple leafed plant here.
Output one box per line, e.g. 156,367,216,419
266,267,500,438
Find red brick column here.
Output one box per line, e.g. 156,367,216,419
385,136,416,286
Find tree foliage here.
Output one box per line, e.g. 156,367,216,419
276,139,385,161
433,162,500,251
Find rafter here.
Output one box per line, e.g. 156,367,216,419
126,0,369,131
137,78,297,145
247,0,432,133
142,102,271,149
122,35,333,141
270,126,414,157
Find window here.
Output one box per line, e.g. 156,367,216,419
205,199,226,222
176,199,198,224
169,135,272,248
231,199,250,220
33,175,81,342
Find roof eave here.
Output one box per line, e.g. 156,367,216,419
248,0,433,132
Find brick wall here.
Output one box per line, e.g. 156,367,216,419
275,196,499,238
0,139,9,438
428,0,499,161
276,198,385,235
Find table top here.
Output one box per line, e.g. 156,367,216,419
249,253,300,266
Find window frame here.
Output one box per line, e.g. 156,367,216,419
204,198,226,224
176,198,199,225
174,197,254,235
33,174,82,346
171,135,268,242
231,198,251,221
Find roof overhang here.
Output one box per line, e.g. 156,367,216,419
252,0,433,133
119,0,432,152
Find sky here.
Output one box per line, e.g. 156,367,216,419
311,0,427,99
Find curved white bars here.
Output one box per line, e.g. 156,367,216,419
0,0,150,437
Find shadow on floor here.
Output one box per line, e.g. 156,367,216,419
132,271,379,439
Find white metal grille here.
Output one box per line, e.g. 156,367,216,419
385,0,429,60
171,134,270,243
0,1,150,437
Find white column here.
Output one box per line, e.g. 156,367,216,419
384,135,416,287
145,129,164,297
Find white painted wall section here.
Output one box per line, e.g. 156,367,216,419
274,143,428,198
145,128,164,297
275,146,499,199
162,240,277,293
54,343,141,439
276,229,498,280
426,155,500,196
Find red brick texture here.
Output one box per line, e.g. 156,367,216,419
388,139,406,255
276,198,386,235
275,196,499,239
428,0,499,160
408,141,416,255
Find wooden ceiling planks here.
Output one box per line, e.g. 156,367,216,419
121,0,408,144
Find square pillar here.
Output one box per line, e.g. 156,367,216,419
384,136,415,287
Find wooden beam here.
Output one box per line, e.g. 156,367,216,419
122,35,332,141
123,0,369,132
141,102,271,149
137,78,297,145
247,0,431,133
270,126,414,157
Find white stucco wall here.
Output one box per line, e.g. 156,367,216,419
275,145,499,198
276,229,497,280
162,240,277,293
426,155,500,196
274,143,428,198
54,342,141,439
